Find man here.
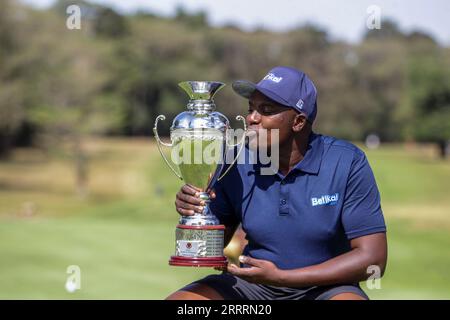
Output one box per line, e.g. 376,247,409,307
167,66,387,300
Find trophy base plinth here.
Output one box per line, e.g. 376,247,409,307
169,255,228,267
170,223,227,267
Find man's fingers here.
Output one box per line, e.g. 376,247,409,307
175,199,204,214
227,264,258,277
176,192,205,206
239,255,264,268
182,184,202,196
175,184,208,216
181,184,214,202
176,207,195,216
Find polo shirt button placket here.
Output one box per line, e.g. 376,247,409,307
279,179,290,215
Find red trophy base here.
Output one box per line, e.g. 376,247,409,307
169,224,228,267
169,256,228,267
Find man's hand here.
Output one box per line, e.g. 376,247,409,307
175,184,216,216
226,255,285,286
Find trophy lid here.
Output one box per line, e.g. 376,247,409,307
178,81,225,101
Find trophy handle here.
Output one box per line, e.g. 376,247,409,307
153,115,183,180
218,115,247,181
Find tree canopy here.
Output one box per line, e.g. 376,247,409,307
0,0,449,157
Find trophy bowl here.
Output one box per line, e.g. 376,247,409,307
153,81,246,267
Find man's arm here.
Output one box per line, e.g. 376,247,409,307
278,232,387,286
228,232,387,287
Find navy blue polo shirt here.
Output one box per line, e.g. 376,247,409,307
210,132,386,270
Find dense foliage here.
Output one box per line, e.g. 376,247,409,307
1,0,449,157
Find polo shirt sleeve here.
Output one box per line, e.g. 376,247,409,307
341,150,386,240
209,178,239,227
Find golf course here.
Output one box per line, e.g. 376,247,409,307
0,138,449,299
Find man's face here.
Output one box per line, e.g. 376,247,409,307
246,90,298,150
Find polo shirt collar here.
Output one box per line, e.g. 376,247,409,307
250,132,324,176
291,132,324,175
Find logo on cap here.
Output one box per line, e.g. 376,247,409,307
263,73,283,83
296,99,304,109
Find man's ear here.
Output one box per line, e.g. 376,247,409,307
292,113,308,132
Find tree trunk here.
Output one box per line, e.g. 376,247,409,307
0,134,12,159
73,135,89,199
437,140,449,159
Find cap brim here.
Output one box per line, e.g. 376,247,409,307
232,80,257,99
232,80,292,109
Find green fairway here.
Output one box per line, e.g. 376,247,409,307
0,218,216,299
0,139,449,299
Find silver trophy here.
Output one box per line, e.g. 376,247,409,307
153,81,246,267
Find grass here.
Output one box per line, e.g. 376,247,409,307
0,218,216,299
367,144,450,205
0,138,449,299
0,138,216,299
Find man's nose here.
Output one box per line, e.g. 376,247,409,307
247,110,261,125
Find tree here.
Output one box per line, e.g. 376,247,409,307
406,54,450,158
363,19,405,41
28,20,124,197
175,5,208,29
94,7,129,38
0,0,24,156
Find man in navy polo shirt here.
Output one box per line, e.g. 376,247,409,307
167,66,387,300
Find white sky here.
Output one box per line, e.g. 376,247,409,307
21,0,450,46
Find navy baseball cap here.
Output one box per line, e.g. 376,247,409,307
232,66,318,122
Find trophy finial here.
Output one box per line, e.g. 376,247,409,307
178,81,225,100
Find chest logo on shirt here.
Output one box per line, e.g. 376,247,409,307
311,193,339,206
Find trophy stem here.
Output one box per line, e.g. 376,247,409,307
198,192,212,215
198,192,210,202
